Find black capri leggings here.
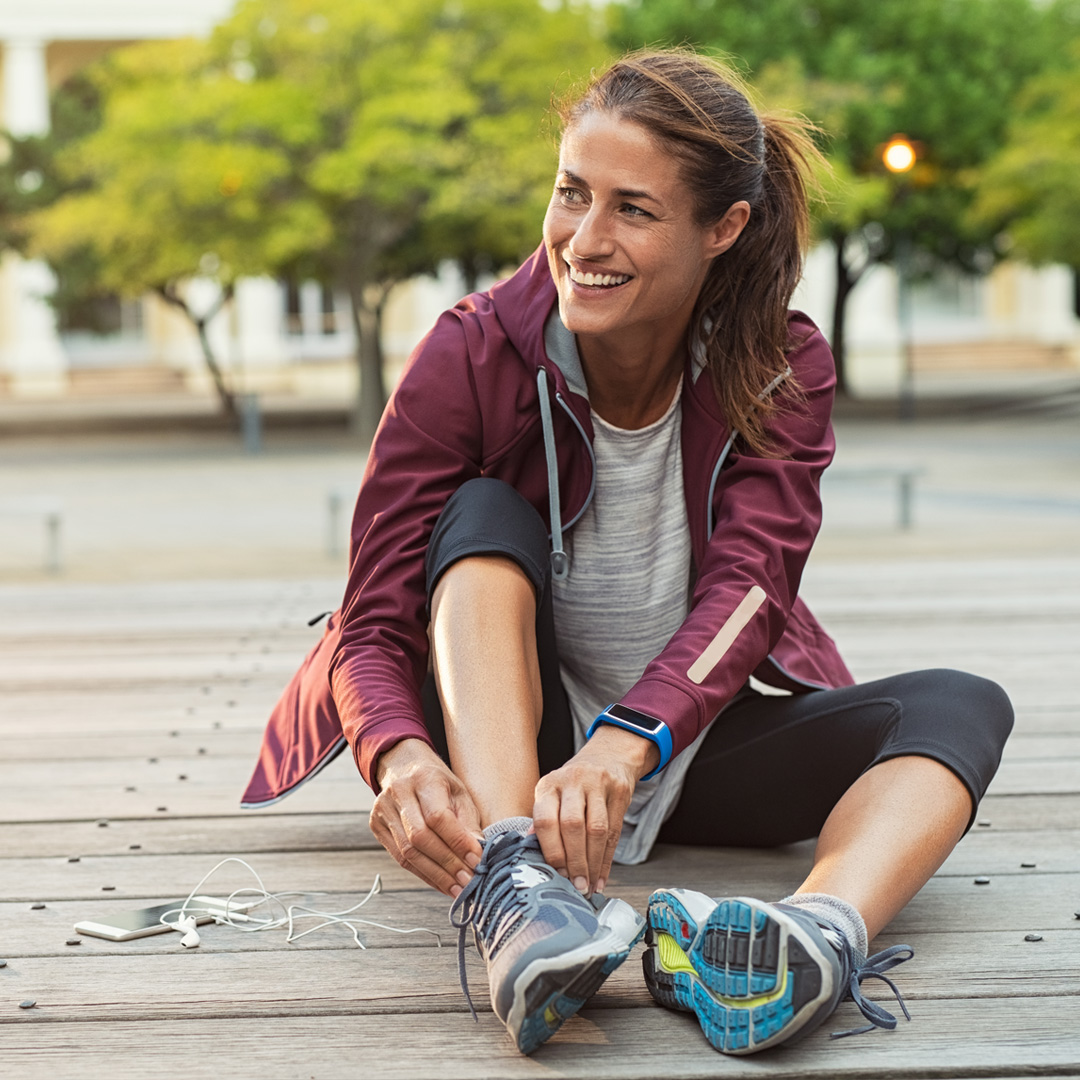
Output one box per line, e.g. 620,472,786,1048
421,478,1014,846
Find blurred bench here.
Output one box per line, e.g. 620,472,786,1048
826,467,923,530
0,496,63,572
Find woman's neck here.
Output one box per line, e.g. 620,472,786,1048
577,330,687,430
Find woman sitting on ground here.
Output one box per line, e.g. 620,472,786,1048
246,48,1013,1056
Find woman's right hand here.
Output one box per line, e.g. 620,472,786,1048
370,738,484,897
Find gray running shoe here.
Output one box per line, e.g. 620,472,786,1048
450,829,646,1054
643,890,913,1054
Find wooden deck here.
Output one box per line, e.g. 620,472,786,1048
2,558,1079,1079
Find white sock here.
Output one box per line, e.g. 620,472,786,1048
482,816,533,841
778,892,869,959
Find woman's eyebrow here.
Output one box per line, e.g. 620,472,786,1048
558,169,660,204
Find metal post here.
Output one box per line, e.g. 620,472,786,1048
45,510,61,573
327,490,343,559
239,393,262,454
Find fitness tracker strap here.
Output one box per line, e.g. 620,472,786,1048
586,703,673,782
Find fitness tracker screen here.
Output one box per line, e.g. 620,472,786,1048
605,704,665,732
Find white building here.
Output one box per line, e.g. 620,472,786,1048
1,1,1077,401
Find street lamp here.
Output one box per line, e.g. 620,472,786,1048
883,135,917,420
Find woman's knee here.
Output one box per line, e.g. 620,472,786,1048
426,478,550,604
922,668,1015,753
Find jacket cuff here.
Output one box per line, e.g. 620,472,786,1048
619,677,708,763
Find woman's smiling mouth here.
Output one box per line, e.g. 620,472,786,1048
566,262,632,288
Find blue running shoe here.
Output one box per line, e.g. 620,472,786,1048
642,890,913,1054
450,829,646,1054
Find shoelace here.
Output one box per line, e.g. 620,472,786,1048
449,830,542,1022
830,942,915,1038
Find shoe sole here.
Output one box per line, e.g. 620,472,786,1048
643,891,835,1055
506,897,646,1055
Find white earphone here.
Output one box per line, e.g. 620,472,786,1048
177,915,201,949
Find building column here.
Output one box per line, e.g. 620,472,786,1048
0,38,68,396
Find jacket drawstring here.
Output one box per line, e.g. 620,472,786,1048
537,368,569,580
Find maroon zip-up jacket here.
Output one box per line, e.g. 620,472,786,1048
241,247,854,808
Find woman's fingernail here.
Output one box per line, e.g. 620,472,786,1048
573,876,588,893
465,852,479,870
556,868,569,878
450,884,463,898
457,869,472,887
596,878,606,894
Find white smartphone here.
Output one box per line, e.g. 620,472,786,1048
74,896,260,941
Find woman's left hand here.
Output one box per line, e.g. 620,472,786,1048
532,725,659,896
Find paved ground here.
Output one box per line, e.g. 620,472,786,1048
2,389,1078,584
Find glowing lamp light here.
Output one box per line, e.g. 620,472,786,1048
883,136,917,174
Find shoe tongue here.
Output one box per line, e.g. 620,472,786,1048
511,863,553,889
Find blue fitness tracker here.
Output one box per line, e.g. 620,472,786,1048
586,703,673,781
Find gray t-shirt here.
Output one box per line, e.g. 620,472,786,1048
548,338,709,864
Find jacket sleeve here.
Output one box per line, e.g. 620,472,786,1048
329,311,483,790
619,323,837,759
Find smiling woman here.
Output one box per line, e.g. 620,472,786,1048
245,48,1013,1060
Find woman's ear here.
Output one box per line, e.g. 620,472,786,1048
706,201,751,257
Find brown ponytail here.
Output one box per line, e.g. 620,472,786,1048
559,50,825,457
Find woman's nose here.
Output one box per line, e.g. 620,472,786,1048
569,206,615,260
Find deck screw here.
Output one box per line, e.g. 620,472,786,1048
178,775,188,781
0,960,7,968
96,819,109,828
213,722,222,730
156,806,168,812
102,886,116,891
30,904,45,910
1024,934,1043,942
65,938,81,947
18,1000,35,1009
125,786,137,792
170,731,179,737
197,748,207,755
129,844,142,851
1020,862,1036,868
974,877,991,885
148,758,158,764
67,857,80,863
977,820,991,828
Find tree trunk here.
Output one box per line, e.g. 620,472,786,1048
156,282,237,421
829,231,874,399
347,281,389,446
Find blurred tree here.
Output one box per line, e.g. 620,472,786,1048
972,39,1080,312
32,0,605,438
613,0,1063,392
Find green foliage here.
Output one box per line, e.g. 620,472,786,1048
972,41,1080,268
615,0,1056,266
0,74,100,257
31,0,607,431
612,0,1075,387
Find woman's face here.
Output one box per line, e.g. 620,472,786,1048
543,111,745,349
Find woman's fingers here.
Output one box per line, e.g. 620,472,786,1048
533,759,632,896
532,786,567,877
584,793,610,894
556,787,589,892
370,767,482,896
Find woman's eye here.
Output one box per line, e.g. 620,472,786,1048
557,187,583,204
622,203,651,218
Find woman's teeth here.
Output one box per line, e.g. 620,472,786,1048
568,267,631,287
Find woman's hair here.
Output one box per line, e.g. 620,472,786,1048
559,49,824,456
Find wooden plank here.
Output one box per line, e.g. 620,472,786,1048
3,847,1077,935
0,813,377,859
2,998,1080,1080
1,927,1077,1027
0,751,370,823
975,793,1080,831
1,741,1074,826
